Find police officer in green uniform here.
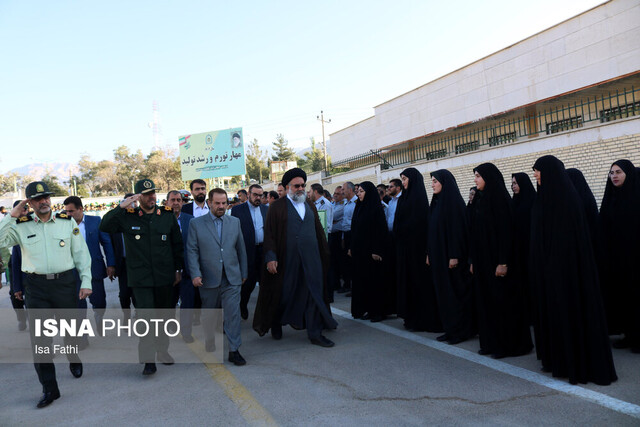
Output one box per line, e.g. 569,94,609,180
100,178,183,375
0,181,92,408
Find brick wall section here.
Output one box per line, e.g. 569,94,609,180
433,133,640,206
325,132,640,206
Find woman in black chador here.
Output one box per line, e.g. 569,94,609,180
349,181,389,322
510,173,536,325
531,155,617,385
426,170,474,344
566,168,600,257
599,159,640,353
393,167,442,332
469,163,532,358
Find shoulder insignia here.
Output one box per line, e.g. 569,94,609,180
127,208,135,213
55,213,72,220
73,227,80,235
138,210,143,217
16,215,33,224
156,208,161,216
165,205,172,211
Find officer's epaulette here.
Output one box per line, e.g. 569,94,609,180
16,214,33,224
55,213,72,220
126,207,137,214
164,205,172,212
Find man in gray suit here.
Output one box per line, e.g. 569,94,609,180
187,188,248,366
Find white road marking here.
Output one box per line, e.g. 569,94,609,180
331,307,640,419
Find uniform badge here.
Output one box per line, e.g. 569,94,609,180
59,240,66,247
156,209,161,215
127,208,135,213
138,211,143,217
73,228,80,235
164,206,172,211
59,213,68,218
18,216,29,222
135,235,141,240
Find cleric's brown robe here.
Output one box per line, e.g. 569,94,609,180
252,196,333,336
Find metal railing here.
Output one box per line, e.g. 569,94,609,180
326,86,640,176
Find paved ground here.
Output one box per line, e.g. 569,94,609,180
1,277,639,426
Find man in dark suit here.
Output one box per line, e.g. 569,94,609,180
63,196,115,325
187,188,248,365
231,184,268,320
166,190,195,341
181,179,209,218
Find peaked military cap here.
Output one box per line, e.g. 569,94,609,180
134,179,157,194
25,181,54,199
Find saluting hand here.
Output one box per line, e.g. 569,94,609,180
119,194,141,209
10,199,29,218
79,288,92,300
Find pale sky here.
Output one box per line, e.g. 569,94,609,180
0,0,605,173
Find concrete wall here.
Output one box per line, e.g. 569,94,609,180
329,0,640,162
324,117,640,206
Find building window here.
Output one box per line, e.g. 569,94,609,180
455,141,479,154
545,116,583,135
488,131,517,147
600,101,640,122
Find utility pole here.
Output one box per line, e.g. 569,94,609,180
317,110,331,171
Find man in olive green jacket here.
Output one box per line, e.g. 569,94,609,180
100,179,183,375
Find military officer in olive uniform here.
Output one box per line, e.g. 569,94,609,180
99,179,183,376
0,181,92,409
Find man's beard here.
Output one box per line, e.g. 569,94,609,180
289,189,306,203
194,194,206,203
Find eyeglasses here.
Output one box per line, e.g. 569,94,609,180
291,183,306,189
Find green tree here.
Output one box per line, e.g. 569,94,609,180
298,137,328,172
271,134,296,161
42,175,67,196
143,147,182,192
113,146,144,193
245,138,269,183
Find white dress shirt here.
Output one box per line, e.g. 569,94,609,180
287,194,306,220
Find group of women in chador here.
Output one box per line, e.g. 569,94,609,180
347,155,639,386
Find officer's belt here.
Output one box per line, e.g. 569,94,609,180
28,270,73,280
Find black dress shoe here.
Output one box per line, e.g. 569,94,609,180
182,334,194,343
69,363,83,378
447,337,465,345
142,363,157,375
271,324,282,340
205,340,216,352
37,389,60,408
436,334,449,342
370,315,385,323
310,335,335,348
228,350,246,366
240,305,249,320
157,351,174,365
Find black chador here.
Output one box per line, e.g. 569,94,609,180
531,155,617,385
567,168,600,258
427,170,474,344
349,181,389,321
599,159,640,352
510,172,536,325
469,163,532,358
393,168,442,332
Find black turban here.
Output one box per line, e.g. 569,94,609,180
282,168,307,187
